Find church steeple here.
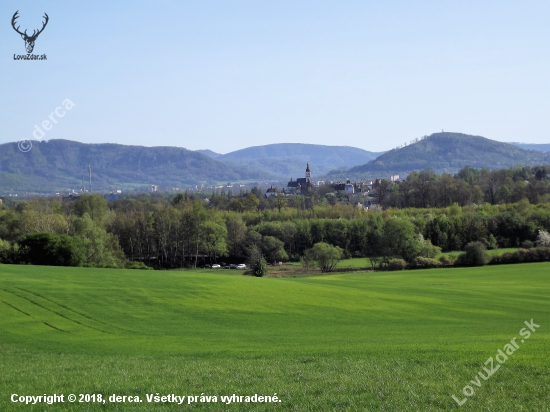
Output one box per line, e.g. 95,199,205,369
305,163,311,183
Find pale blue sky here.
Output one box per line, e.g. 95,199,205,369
1,1,549,153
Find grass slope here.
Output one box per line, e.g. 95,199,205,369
0,263,548,411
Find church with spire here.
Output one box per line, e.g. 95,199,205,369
285,163,312,194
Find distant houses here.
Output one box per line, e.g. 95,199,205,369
260,163,384,209
333,179,356,195
32,161,405,205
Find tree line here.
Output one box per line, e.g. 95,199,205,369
374,165,550,208
0,165,550,270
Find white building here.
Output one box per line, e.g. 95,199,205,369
344,184,355,195
265,186,277,198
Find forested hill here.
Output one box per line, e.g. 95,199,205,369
216,143,384,178
0,140,270,194
332,132,548,178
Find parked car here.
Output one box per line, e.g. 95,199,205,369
229,264,237,269
220,262,227,266
237,264,246,269
203,264,211,269
212,264,221,269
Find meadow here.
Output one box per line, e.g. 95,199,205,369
0,263,548,411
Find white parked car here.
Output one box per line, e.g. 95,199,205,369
211,264,221,269
236,264,246,269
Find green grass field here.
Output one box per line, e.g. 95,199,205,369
0,263,548,411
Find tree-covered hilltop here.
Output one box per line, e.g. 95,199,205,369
328,132,549,179
0,139,271,194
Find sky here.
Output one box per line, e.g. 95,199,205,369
0,1,549,154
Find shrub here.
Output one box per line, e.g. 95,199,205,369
457,241,489,266
521,240,535,249
381,219,422,262
304,242,343,272
0,238,11,263
261,236,288,264
487,234,499,250
300,249,316,274
490,247,550,265
17,233,85,266
387,258,407,271
537,247,550,261
438,255,456,266
418,235,442,258
125,261,153,270
512,249,530,263
536,230,550,247
247,245,268,277
410,257,442,269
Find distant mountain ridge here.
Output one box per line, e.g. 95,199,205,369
2,136,548,194
510,142,550,153
331,132,549,179
212,143,384,179
0,140,271,194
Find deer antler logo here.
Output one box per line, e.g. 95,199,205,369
11,11,49,54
